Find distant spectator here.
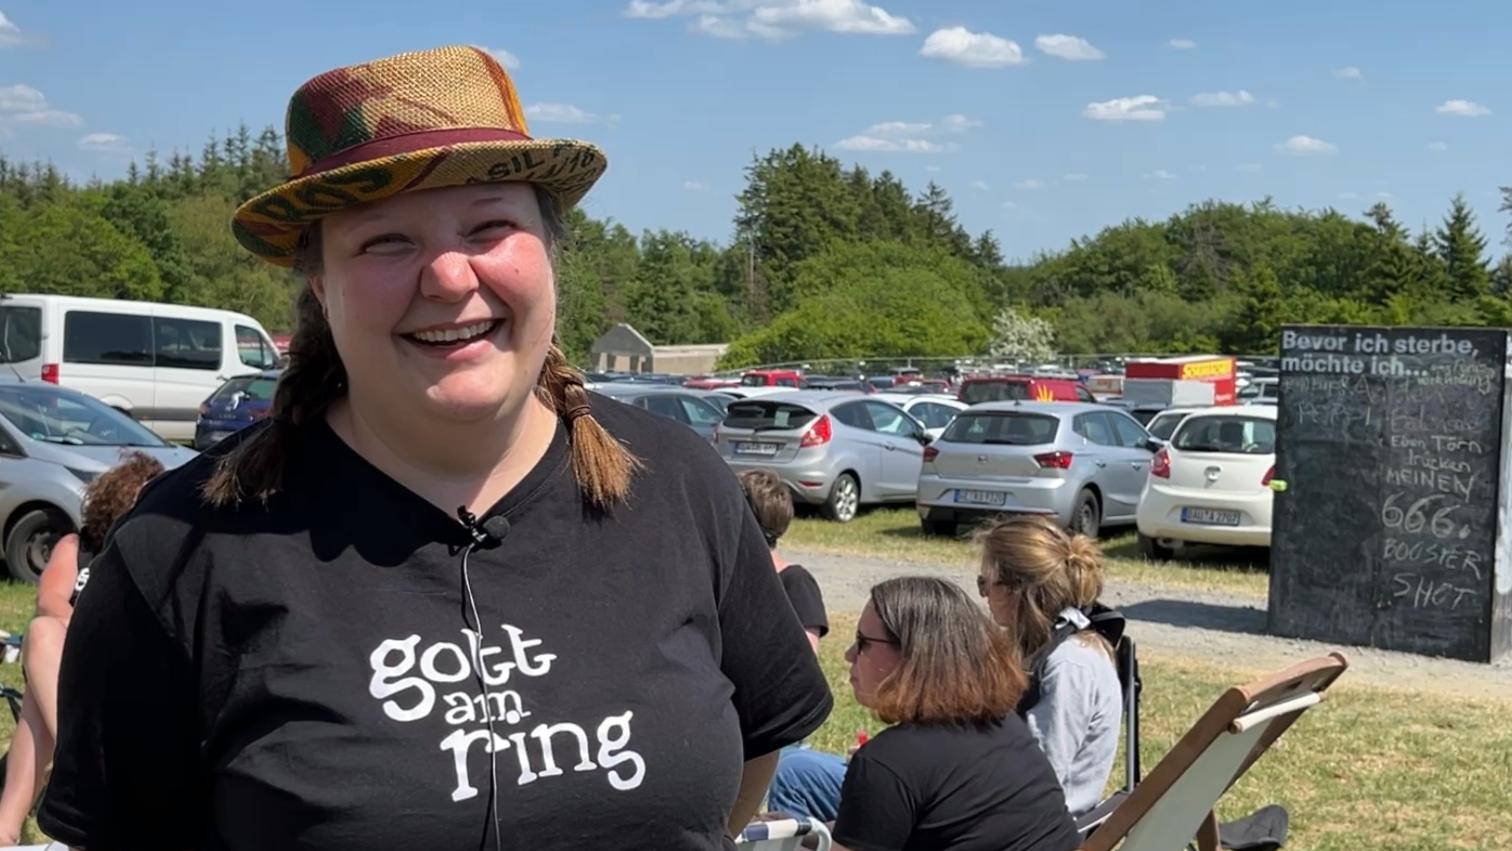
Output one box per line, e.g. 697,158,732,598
739,469,828,651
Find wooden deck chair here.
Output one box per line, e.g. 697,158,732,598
736,816,832,851
1079,652,1348,851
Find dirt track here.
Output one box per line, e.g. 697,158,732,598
789,547,1512,702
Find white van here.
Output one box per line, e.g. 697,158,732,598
0,294,283,442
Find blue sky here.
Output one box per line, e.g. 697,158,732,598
2,0,1508,263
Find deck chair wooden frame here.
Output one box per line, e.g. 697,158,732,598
736,816,832,851
1080,652,1348,851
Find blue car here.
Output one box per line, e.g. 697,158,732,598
195,370,280,450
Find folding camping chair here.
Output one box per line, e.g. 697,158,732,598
736,816,832,851
1079,652,1348,851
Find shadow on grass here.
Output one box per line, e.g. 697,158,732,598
1101,535,1272,575
1119,597,1269,636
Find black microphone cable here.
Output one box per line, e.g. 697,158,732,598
458,506,505,851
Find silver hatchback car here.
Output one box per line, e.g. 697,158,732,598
915,401,1155,538
716,391,931,522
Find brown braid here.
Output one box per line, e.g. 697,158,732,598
535,342,642,509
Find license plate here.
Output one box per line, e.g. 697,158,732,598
1182,507,1241,526
734,442,779,456
955,489,1007,507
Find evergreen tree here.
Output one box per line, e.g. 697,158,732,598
1434,193,1491,299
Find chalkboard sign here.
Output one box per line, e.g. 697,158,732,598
1269,325,1512,663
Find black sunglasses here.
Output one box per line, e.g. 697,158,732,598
854,631,899,653
976,575,1000,597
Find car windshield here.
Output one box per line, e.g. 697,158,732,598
723,401,818,431
1172,416,1275,455
739,374,768,387
960,381,1029,405
1147,413,1187,441
210,375,278,405
0,384,167,447
942,412,1059,445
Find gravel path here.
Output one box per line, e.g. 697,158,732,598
789,547,1512,702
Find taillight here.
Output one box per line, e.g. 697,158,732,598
800,414,832,448
923,446,939,462
1262,465,1274,487
1034,451,1073,469
40,363,59,384
1151,448,1171,478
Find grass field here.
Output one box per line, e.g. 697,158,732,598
785,507,1271,597
811,616,1512,851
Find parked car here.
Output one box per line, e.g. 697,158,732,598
0,293,283,443
739,369,804,388
1144,406,1202,447
592,384,728,441
915,402,1155,538
1136,406,1278,558
195,370,280,450
868,392,968,441
1239,377,1279,405
715,391,930,522
957,375,1097,405
0,377,197,582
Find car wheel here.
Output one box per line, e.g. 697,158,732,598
5,508,72,584
823,473,860,523
921,518,956,537
1139,532,1176,561
1070,490,1101,539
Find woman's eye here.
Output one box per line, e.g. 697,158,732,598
469,220,516,237
359,234,412,254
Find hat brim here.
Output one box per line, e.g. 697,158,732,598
232,138,606,267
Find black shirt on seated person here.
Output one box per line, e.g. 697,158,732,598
832,715,1080,851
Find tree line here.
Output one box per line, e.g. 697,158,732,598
4,128,1511,366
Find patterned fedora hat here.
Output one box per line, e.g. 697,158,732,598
232,45,606,267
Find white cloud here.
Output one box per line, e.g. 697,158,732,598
481,46,521,69
0,11,22,46
1083,95,1166,122
683,180,709,191
1276,134,1338,155
1145,169,1177,180
864,120,931,136
79,132,130,153
1001,200,1018,209
1167,38,1196,50
1013,178,1044,190
1337,191,1359,201
0,84,83,128
940,113,983,132
835,135,955,153
1333,66,1363,80
525,102,610,124
1034,33,1104,61
1062,172,1089,181
1376,191,1394,199
1435,99,1490,117
970,180,990,191
1189,90,1254,108
1427,141,1449,152
861,114,980,138
633,0,913,39
1236,163,1263,172
919,26,1026,68
924,164,941,173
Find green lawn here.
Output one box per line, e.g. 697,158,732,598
785,507,1271,597
811,615,1512,851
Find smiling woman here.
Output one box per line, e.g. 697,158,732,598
39,45,831,851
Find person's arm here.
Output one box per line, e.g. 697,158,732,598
728,751,779,836
804,629,821,654
830,750,916,851
1024,653,1098,790
35,533,79,620
36,543,206,849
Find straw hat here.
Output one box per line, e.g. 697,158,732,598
231,45,606,267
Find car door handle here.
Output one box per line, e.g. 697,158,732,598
1094,459,1106,467
1131,462,1145,470
884,443,896,451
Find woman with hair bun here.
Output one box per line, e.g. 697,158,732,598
974,514,1123,818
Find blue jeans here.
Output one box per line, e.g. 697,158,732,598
766,747,847,822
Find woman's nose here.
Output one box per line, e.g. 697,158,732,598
419,250,479,301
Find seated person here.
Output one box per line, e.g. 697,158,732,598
975,514,1123,818
828,577,1079,851
738,469,827,651
0,451,165,843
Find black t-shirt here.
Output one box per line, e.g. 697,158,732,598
777,565,828,637
68,541,96,607
39,396,833,851
832,716,1080,851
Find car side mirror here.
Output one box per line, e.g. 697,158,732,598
1145,438,1162,453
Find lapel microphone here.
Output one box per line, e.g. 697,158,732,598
457,506,511,550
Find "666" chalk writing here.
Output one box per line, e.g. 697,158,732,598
1380,492,1470,540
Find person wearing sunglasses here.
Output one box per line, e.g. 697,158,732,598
827,577,1078,851
974,514,1123,819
